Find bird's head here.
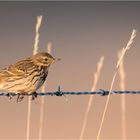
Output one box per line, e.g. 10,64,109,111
32,52,60,67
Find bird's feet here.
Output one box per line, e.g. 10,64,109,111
17,93,26,103
7,93,13,100
31,92,38,100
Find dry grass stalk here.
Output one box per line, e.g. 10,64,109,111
118,51,126,140
38,42,52,140
96,29,137,140
33,16,43,55
38,86,45,140
117,29,136,68
26,15,43,140
80,56,104,140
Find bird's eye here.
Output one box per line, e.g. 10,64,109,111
44,58,48,61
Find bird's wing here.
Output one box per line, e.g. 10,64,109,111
7,58,35,75
0,58,36,83
0,58,34,77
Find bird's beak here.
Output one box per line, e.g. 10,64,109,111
54,58,61,62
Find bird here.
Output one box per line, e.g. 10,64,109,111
0,52,60,102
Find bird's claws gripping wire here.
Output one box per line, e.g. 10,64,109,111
31,92,38,100
99,89,109,96
7,93,13,100
17,93,26,102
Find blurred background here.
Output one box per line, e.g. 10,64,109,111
0,1,140,139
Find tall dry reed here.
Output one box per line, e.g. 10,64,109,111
38,42,52,140
26,15,43,140
118,51,126,140
96,29,137,140
80,56,104,140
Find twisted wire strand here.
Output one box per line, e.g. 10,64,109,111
1,87,140,97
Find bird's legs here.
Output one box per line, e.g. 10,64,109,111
31,92,38,100
17,93,26,102
7,93,13,100
16,92,37,102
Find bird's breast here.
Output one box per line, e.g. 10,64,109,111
34,68,48,91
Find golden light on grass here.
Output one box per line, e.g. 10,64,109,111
38,42,52,140
118,51,125,90
117,29,136,68
47,42,52,54
38,85,45,140
118,51,126,140
80,56,104,140
26,15,43,140
33,16,43,55
96,29,137,140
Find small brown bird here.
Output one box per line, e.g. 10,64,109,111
0,52,60,102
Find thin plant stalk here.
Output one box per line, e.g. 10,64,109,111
80,56,104,140
118,51,126,140
26,15,43,140
96,29,137,140
38,42,52,140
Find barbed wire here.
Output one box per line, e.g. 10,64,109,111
0,86,140,97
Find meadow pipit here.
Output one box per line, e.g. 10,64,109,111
0,52,60,102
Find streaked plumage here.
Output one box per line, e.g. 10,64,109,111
0,52,59,101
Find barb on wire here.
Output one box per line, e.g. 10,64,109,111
1,86,140,97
